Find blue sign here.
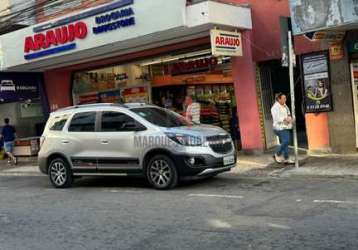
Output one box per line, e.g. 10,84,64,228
25,43,76,60
33,0,134,33
93,17,135,34
0,73,41,103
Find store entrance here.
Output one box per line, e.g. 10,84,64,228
152,84,241,149
260,60,308,149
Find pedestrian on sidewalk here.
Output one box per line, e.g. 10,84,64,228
1,118,17,165
271,93,294,164
185,95,201,124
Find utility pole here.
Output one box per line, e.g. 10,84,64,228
288,31,299,168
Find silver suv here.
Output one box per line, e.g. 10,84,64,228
38,103,237,189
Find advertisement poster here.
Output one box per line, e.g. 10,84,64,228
289,0,358,35
302,52,333,113
122,86,148,103
99,90,121,103
0,73,40,103
78,93,99,104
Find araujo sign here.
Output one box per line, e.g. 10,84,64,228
24,0,135,60
24,22,88,60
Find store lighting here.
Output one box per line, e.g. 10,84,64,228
139,49,212,66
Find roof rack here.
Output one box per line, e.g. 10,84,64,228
123,102,148,108
55,103,128,112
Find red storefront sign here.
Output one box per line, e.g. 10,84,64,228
171,57,218,75
24,21,88,53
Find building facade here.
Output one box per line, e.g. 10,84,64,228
287,0,358,154
0,0,332,154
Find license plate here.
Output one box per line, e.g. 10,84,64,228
223,155,235,166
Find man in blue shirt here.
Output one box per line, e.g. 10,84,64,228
1,118,17,165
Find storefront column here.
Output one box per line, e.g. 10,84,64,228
44,69,72,111
305,113,331,153
232,31,265,153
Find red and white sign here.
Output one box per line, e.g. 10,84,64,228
171,57,217,75
122,86,148,103
24,21,88,53
210,29,242,57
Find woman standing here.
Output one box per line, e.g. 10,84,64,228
271,93,294,164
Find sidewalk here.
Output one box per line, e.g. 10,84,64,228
0,157,41,176
1,153,358,178
234,151,358,178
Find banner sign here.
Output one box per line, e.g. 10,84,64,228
170,57,218,75
312,31,345,41
122,86,148,103
210,29,242,57
289,0,358,35
99,90,121,103
78,93,99,104
24,0,135,60
302,52,333,113
0,73,41,103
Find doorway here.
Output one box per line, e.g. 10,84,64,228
259,60,308,149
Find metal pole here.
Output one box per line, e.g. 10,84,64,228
288,31,299,168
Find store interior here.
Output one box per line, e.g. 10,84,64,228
71,49,241,148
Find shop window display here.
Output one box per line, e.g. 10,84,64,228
71,52,240,149
72,63,150,105
152,84,240,147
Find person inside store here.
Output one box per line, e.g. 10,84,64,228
161,92,173,109
1,118,17,165
184,95,201,124
271,93,295,165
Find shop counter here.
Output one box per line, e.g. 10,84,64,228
14,137,40,156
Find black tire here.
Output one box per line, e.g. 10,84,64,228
48,158,73,188
146,154,178,190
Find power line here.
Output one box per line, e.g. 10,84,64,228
0,0,100,31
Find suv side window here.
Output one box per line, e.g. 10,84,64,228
68,112,96,132
101,112,141,132
49,114,69,131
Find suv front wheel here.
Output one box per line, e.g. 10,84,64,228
146,155,178,190
48,158,73,188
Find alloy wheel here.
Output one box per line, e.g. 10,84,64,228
149,159,171,188
50,161,67,186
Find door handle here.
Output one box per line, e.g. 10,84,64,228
61,140,69,144
101,140,109,144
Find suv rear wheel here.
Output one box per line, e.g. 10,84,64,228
48,158,73,188
146,155,178,190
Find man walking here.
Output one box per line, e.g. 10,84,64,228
1,118,17,165
271,93,294,164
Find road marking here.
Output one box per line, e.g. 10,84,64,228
238,160,267,167
267,223,291,230
0,172,43,177
209,219,232,229
313,200,358,205
188,193,244,199
105,189,142,194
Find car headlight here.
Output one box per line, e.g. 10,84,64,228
165,133,203,146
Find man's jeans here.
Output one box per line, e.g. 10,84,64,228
274,129,291,160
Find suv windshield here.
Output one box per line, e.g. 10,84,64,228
131,107,191,128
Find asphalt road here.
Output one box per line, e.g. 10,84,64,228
0,174,358,250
